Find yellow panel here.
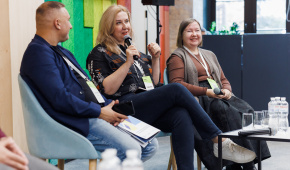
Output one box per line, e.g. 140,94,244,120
84,0,94,27
93,0,103,46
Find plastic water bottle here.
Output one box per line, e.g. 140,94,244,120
122,150,144,170
269,97,279,135
98,149,121,170
268,97,275,115
279,97,289,133
274,97,281,116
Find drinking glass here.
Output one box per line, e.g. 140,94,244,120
254,111,264,129
262,110,269,127
242,113,254,130
269,114,279,136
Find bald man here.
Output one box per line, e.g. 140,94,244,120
20,1,158,162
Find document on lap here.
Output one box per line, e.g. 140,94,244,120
117,116,160,148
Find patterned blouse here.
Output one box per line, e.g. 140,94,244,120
86,44,155,100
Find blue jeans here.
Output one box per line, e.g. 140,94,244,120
119,83,222,170
86,118,158,161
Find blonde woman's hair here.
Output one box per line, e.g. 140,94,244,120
97,5,132,54
176,18,203,48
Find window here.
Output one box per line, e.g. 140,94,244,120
213,0,289,33
257,0,286,34
216,0,244,33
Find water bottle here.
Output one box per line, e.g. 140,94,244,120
269,97,279,135
274,97,281,116
279,97,289,133
268,97,275,115
122,150,144,170
98,149,121,170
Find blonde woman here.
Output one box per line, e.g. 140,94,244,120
86,5,257,170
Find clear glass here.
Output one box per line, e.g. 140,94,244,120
269,114,279,136
254,111,264,129
242,113,253,130
216,0,244,33
257,0,286,34
262,110,269,127
278,117,289,133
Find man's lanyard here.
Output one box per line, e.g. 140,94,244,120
51,46,105,103
51,46,89,80
118,47,146,77
183,46,210,77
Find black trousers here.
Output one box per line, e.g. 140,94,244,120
119,83,222,170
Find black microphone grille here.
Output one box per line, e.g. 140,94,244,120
123,35,131,40
213,88,221,95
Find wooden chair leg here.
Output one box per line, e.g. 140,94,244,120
89,159,97,170
167,136,177,170
167,150,173,170
197,154,202,170
171,151,177,170
58,159,64,170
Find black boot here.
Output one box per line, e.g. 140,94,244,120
242,161,257,170
226,164,243,170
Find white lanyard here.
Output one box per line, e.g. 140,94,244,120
52,47,105,103
183,46,210,77
62,57,88,80
118,47,154,90
119,47,146,77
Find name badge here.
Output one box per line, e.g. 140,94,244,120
86,81,105,103
142,76,154,90
207,78,219,89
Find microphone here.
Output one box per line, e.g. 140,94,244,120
238,128,272,136
123,35,139,60
213,88,224,95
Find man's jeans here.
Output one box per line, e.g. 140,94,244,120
86,118,158,161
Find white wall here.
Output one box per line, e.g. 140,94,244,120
131,0,157,54
0,0,43,152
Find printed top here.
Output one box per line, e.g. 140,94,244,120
87,44,155,99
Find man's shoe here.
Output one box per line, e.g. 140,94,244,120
213,138,256,163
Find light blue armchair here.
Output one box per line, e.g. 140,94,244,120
18,75,101,170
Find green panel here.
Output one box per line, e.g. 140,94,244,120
84,0,94,28
61,0,75,54
71,0,94,71
73,0,84,68
83,28,93,77
45,0,59,1
111,0,117,4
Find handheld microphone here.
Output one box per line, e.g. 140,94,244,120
123,35,139,60
213,88,224,95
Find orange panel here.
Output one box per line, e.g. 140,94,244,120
117,0,131,13
159,6,169,83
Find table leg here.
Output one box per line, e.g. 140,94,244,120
257,140,261,170
218,135,222,170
